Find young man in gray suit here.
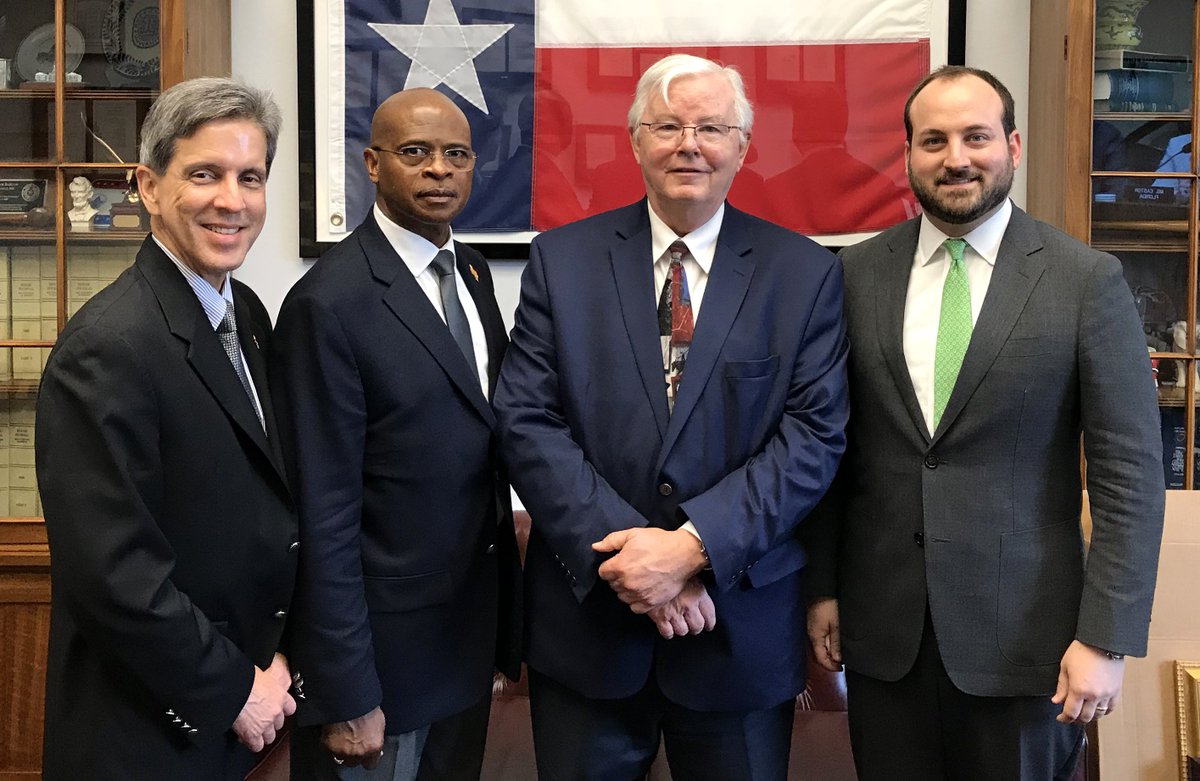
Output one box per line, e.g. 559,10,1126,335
805,66,1165,780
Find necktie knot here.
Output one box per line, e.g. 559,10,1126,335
668,241,688,264
944,237,967,266
431,249,456,278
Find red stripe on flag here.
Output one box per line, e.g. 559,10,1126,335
533,42,927,234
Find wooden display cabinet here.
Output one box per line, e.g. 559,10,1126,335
0,1,230,776
1029,0,1200,491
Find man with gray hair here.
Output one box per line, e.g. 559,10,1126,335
494,54,849,778
36,76,297,780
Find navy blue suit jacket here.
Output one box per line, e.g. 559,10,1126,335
494,201,848,711
271,213,521,735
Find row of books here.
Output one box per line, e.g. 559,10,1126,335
1093,49,1192,113
0,398,42,517
0,245,130,380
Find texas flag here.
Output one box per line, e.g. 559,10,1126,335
316,0,933,241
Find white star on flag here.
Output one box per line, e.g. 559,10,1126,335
369,0,513,114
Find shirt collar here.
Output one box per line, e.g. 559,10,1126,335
153,234,232,330
647,201,723,273
374,203,455,275
915,198,1012,268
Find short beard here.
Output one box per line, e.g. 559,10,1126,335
909,157,1014,227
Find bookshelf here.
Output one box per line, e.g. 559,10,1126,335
0,0,231,775
1029,0,1199,490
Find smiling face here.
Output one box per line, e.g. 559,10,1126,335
365,89,473,247
905,74,1021,236
136,118,268,290
630,72,749,235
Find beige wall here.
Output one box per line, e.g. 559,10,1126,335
1099,492,1200,781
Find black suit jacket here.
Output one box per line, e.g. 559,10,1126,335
807,208,1164,696
36,237,298,780
271,212,521,735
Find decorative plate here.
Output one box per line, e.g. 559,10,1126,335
102,0,160,79
15,22,86,82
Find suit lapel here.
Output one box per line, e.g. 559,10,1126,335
933,207,1046,441
233,289,286,471
454,244,508,403
609,204,670,440
362,216,496,427
657,207,754,466
877,221,931,443
136,238,281,480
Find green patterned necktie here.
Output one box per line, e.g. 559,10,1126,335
932,237,972,428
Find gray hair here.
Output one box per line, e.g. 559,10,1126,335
139,77,282,174
627,54,753,139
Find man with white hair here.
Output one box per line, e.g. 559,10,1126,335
495,54,849,779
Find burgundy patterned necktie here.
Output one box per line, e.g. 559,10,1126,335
657,240,694,411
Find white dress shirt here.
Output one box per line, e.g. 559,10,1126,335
648,202,722,320
903,199,1013,436
374,204,490,398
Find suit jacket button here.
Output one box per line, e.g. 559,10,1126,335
914,532,924,546
486,543,497,554
658,483,673,496
923,455,939,469
289,541,300,552
274,610,287,619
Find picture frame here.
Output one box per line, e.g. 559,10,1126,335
1176,660,1200,781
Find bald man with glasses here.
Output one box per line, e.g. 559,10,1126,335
272,87,521,781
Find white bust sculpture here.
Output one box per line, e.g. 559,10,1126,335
67,176,97,225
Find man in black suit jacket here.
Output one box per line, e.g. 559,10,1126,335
806,66,1165,780
272,88,520,780
35,78,298,780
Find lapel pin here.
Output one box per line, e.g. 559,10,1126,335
252,334,260,350
468,264,479,282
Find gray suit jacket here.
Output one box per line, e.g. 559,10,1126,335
807,205,1164,697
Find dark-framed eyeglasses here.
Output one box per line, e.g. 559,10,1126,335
639,122,741,144
370,145,477,171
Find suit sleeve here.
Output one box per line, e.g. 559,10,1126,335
1075,252,1165,656
270,291,382,725
494,240,652,602
35,326,254,743
677,254,850,590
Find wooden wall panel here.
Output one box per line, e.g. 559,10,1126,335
0,571,50,780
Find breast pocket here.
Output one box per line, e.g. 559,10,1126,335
723,355,780,380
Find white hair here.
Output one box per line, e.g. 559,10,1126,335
627,54,754,138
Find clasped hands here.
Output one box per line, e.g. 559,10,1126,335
592,527,716,639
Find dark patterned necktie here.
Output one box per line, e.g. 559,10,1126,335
657,240,694,411
216,301,264,429
431,250,478,380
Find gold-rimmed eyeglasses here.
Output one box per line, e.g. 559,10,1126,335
639,122,741,144
370,145,477,171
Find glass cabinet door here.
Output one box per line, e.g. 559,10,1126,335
1092,0,1199,488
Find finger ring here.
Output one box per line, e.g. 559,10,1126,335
333,757,345,765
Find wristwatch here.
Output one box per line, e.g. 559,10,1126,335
1102,649,1125,660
